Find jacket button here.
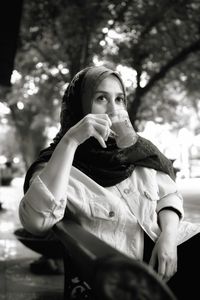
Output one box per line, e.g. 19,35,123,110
109,211,115,218
124,188,130,194
60,199,65,205
144,191,151,200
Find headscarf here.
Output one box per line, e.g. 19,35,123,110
24,66,175,193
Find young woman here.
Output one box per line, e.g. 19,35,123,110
19,66,200,299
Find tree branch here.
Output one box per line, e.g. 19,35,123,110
139,0,191,41
129,38,200,124
141,38,200,97
31,44,67,81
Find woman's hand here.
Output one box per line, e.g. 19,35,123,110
64,114,112,148
149,231,178,282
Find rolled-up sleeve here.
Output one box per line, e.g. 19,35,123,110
156,171,184,219
19,175,67,236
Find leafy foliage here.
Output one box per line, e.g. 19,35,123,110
1,0,200,168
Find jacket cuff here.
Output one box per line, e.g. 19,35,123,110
156,192,184,220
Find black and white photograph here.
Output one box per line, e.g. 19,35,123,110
0,1,200,299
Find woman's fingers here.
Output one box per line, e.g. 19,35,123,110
92,114,112,127
163,261,177,282
149,245,177,282
157,258,166,280
66,114,113,147
157,255,177,282
92,130,107,148
94,122,111,140
149,248,157,269
85,114,112,143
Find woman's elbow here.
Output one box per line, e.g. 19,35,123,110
18,201,53,237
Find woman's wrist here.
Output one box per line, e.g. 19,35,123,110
62,134,80,148
161,224,179,236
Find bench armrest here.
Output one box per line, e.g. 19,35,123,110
53,219,177,300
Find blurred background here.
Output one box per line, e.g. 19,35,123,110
0,1,200,299
1,0,200,185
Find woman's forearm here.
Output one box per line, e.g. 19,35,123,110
158,209,180,236
39,137,78,201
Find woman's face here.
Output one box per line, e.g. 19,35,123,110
91,75,125,114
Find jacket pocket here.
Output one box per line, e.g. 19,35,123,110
142,183,159,202
141,187,159,220
89,198,118,221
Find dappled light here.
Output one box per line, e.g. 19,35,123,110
0,2,200,299
0,0,199,180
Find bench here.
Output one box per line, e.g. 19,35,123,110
15,220,177,299
53,219,177,300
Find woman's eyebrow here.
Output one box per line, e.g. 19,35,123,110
94,90,124,95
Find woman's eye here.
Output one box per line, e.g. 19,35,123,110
116,97,125,103
97,95,107,101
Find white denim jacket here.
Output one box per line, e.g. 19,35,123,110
19,165,200,260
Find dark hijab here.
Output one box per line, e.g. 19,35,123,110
24,66,175,193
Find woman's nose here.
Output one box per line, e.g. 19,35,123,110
107,100,118,113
